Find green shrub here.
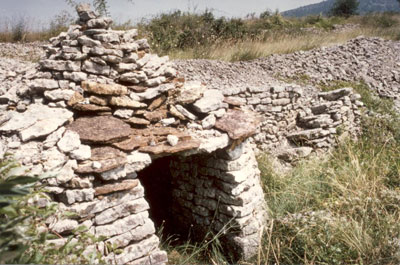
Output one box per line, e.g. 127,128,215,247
331,0,359,17
0,157,101,264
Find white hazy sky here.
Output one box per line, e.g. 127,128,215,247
0,0,322,25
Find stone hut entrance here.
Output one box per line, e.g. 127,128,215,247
137,156,174,233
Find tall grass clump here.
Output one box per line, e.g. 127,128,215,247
258,85,400,264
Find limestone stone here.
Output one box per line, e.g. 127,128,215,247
126,117,150,126
63,71,87,82
106,219,155,249
89,95,109,106
72,103,112,112
44,89,75,101
125,151,152,174
192,89,225,113
76,146,127,174
95,179,139,196
113,109,134,119
122,29,138,41
175,104,197,120
0,105,72,137
70,144,91,160
40,60,81,72
82,60,110,75
92,32,120,43
56,159,78,185
60,188,95,204
76,3,98,21
202,114,216,129
145,76,166,87
57,130,81,153
139,138,200,155
68,116,132,144
112,135,148,151
319,87,352,101
109,96,147,108
148,95,166,111
95,211,148,237
94,198,149,225
44,127,66,149
50,219,78,234
167,135,179,146
100,165,127,181
105,234,159,264
215,109,259,140
119,71,147,84
115,63,137,72
87,17,113,29
77,35,101,47
30,78,59,91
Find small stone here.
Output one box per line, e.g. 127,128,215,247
57,130,81,153
109,96,147,109
95,179,139,196
192,89,225,113
160,118,175,126
82,60,111,76
167,135,179,146
175,105,197,120
126,117,151,126
70,145,91,160
50,219,78,234
202,114,216,129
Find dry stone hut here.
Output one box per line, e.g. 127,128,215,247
0,4,367,264
0,4,267,263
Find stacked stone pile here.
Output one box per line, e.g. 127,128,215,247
0,5,266,264
259,36,400,102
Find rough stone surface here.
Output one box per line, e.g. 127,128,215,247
68,116,132,144
215,109,259,140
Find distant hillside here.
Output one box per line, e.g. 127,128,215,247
282,0,400,17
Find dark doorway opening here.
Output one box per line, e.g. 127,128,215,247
137,156,174,234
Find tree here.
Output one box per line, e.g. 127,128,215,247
330,0,359,17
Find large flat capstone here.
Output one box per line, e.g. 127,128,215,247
68,116,132,144
215,109,259,140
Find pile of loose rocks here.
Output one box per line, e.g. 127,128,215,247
0,4,266,264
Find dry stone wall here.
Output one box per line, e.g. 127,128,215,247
170,140,266,260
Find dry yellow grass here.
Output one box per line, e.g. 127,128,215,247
169,25,400,61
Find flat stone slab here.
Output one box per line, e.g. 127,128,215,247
76,146,127,174
215,109,259,140
139,139,200,155
81,81,128,96
95,179,139,196
68,116,132,144
0,104,73,142
112,135,149,151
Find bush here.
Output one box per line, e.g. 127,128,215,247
0,157,101,264
331,0,359,17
